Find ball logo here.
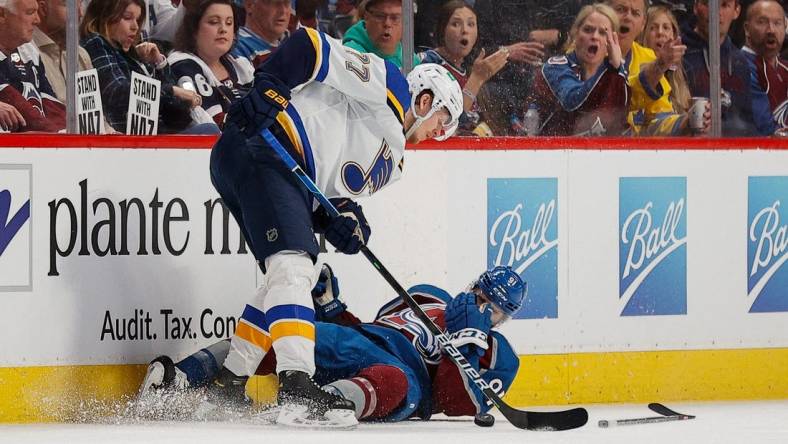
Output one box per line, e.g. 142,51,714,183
747,177,788,312
0,165,32,291
619,177,687,316
487,178,557,319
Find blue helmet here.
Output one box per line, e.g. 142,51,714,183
474,266,526,317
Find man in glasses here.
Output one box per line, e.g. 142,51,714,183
140,265,526,427
343,0,419,68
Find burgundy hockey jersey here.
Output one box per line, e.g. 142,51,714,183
0,43,65,132
529,52,630,136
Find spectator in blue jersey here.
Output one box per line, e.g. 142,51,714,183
342,0,418,69
139,265,525,426
0,0,65,132
682,0,776,136
80,0,219,134
169,0,254,129
231,0,290,68
527,3,631,136
417,1,508,136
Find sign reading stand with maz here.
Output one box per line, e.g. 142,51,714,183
126,71,160,135
487,178,558,319
618,177,687,316
747,176,788,312
75,69,104,134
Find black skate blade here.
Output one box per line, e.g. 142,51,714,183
276,404,358,429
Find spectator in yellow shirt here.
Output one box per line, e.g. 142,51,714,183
606,0,708,135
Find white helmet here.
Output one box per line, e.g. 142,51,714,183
405,63,464,141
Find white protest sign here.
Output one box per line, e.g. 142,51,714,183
75,69,104,135
126,71,160,135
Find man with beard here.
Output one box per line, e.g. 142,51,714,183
742,0,788,131
682,0,776,135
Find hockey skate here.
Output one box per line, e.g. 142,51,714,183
276,370,358,429
134,355,191,418
138,356,189,397
194,367,252,420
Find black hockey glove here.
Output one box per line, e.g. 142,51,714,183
226,73,290,138
445,292,493,357
311,264,347,321
313,198,371,255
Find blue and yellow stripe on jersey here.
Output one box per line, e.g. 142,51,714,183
385,60,411,125
266,304,316,343
304,27,331,83
274,103,317,180
235,304,272,352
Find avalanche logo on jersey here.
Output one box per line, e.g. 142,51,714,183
619,177,687,316
773,100,788,132
0,164,32,290
376,303,444,365
487,178,557,319
747,176,788,312
341,140,394,196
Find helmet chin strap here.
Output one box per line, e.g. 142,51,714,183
404,104,439,141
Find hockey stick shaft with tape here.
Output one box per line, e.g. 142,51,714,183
260,128,587,431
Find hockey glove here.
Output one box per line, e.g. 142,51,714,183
312,264,347,321
226,74,290,138
444,292,493,357
314,198,371,255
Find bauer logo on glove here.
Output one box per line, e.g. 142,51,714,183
263,88,289,108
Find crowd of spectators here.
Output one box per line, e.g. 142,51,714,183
0,0,784,136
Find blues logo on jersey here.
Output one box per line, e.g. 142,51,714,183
342,140,395,196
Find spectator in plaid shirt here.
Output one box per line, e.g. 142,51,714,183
80,0,218,134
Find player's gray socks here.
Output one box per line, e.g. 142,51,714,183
322,379,371,419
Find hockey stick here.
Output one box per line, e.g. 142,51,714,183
598,404,695,428
261,128,588,431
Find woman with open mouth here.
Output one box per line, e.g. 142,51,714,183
418,0,509,136
525,3,630,136
169,0,255,129
640,6,692,115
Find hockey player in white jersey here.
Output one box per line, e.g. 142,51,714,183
205,26,463,425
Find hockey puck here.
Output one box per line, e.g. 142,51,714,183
474,413,495,427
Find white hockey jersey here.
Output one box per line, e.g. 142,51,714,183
258,27,411,199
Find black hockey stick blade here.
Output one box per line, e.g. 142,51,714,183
648,403,696,419
499,403,588,431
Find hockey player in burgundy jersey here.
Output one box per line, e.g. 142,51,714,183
139,265,525,426
527,4,630,136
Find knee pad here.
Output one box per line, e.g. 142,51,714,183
264,251,319,292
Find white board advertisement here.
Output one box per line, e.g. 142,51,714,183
0,147,786,366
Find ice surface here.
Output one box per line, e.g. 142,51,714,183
1,400,787,444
